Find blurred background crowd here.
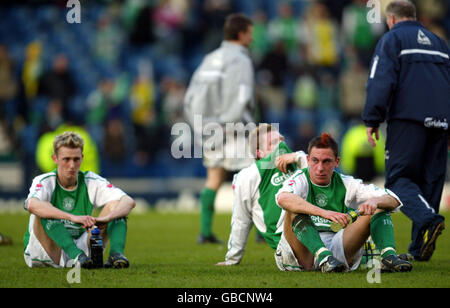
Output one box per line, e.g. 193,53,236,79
0,0,449,196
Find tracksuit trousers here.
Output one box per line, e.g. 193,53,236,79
384,120,447,257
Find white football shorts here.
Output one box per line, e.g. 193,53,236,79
201,128,252,171
275,230,363,272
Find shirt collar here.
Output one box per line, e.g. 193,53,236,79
392,20,423,30
221,40,249,56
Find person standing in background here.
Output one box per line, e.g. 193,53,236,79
362,0,449,261
184,13,255,244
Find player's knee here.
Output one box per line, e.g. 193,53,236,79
291,214,312,232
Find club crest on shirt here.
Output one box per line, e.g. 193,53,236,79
315,193,328,208
62,197,75,211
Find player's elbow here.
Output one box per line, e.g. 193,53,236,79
126,196,136,209
388,195,401,210
26,199,49,218
276,192,290,209
26,199,37,213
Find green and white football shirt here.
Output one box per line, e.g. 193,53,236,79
224,142,307,265
23,170,127,249
275,168,402,232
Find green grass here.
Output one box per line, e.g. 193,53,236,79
0,211,449,288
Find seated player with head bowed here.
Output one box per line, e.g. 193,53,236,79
275,133,412,272
24,132,136,269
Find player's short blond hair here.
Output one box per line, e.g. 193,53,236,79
248,124,276,160
53,132,84,156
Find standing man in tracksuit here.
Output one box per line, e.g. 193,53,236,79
362,0,449,261
184,13,255,244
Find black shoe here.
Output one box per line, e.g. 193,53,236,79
319,256,346,273
419,221,445,261
197,234,224,244
76,252,94,269
381,254,412,272
398,253,416,262
104,252,129,269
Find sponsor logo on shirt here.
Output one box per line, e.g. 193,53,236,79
271,171,295,187
424,117,448,130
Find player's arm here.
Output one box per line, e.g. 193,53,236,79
276,192,351,228
357,194,400,216
84,172,135,225
346,177,402,216
216,171,254,266
95,195,136,225
275,151,307,173
26,198,96,228
362,34,399,145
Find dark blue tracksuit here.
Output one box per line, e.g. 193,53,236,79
362,21,450,257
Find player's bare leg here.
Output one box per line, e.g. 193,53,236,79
33,215,95,268
342,214,371,265
205,167,227,191
284,212,314,269
34,217,93,268
33,217,62,265
344,209,412,272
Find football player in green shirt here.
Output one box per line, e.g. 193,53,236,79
24,132,136,269
216,124,308,266
276,133,412,272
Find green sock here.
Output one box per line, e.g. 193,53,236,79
41,218,82,260
200,188,216,237
370,212,396,258
107,217,127,255
292,214,332,264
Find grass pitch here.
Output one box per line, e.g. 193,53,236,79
0,210,449,288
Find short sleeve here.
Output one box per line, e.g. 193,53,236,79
341,174,402,212
275,170,308,208
85,172,127,208
24,173,56,210
295,151,308,169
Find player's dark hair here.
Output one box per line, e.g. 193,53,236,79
223,13,253,41
386,0,416,20
308,133,339,158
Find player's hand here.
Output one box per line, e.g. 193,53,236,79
215,261,232,266
358,200,378,216
275,153,296,173
71,215,96,229
322,210,351,228
366,127,379,148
